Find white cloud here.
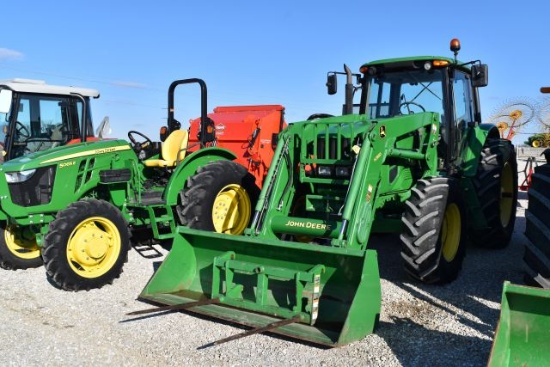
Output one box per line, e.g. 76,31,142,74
111,81,147,89
0,48,24,60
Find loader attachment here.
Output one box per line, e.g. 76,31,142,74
488,281,550,366
139,227,381,347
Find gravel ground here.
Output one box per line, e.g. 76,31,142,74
0,162,534,367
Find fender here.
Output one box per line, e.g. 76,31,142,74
462,123,501,177
163,147,237,205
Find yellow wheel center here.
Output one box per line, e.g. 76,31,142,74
71,224,110,265
4,226,40,260
212,184,251,235
441,203,461,262
500,162,514,227
66,217,121,278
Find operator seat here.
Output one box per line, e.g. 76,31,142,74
143,129,189,168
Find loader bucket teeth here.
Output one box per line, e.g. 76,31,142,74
139,227,381,347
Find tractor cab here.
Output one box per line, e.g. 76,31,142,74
0,79,101,162
328,39,489,173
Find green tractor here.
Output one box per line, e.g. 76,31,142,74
137,39,518,346
524,132,550,148
0,78,263,291
0,78,111,270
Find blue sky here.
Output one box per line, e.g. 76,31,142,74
1,1,548,145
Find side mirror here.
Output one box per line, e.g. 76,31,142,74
471,64,488,88
326,73,337,95
159,126,169,142
96,116,111,139
0,89,13,114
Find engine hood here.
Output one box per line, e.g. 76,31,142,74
1,139,132,172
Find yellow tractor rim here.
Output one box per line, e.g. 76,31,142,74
66,216,121,278
212,184,251,235
4,226,40,260
441,203,461,262
500,162,514,227
532,140,541,148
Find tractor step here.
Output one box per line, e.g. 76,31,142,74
146,205,176,240
139,190,165,205
132,243,165,259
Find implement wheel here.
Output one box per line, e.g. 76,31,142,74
42,199,130,291
400,177,467,284
177,160,260,235
0,224,42,270
470,139,518,249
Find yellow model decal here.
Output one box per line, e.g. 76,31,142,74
41,145,131,164
59,161,76,168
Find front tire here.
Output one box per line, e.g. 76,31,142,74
42,199,130,291
0,224,42,270
177,160,260,235
400,177,467,284
470,139,518,249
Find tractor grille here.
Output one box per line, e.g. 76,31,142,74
315,135,352,160
301,122,358,181
8,166,56,206
305,124,353,162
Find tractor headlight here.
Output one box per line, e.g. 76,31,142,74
317,166,332,177
335,166,350,177
5,169,36,183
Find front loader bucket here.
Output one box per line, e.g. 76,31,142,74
139,227,381,347
488,281,550,366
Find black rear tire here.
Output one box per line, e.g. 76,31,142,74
523,164,550,288
42,199,130,291
470,139,518,249
177,160,260,235
0,224,42,270
400,177,467,284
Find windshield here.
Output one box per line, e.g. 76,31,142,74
8,94,90,158
366,68,445,121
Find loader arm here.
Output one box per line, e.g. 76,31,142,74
249,112,440,249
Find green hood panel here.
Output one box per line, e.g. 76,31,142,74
1,139,132,172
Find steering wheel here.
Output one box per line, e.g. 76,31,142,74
128,130,153,153
15,122,30,138
399,101,426,114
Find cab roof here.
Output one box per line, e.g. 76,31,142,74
0,78,99,98
360,55,473,72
